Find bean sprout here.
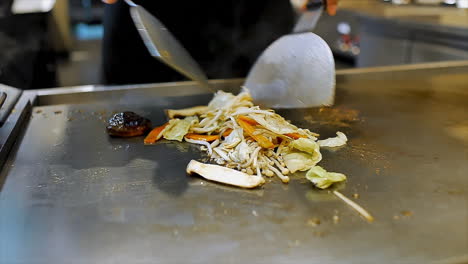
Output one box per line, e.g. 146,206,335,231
202,110,223,129
241,147,261,168
333,191,374,222
210,139,220,148
184,137,212,156
262,156,289,183
213,148,230,162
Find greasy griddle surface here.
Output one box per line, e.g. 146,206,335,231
0,80,467,263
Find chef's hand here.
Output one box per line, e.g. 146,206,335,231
326,0,338,16
301,0,338,16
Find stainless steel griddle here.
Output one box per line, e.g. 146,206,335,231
0,62,467,263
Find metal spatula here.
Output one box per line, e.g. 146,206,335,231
244,0,335,108
126,0,211,91
244,32,335,108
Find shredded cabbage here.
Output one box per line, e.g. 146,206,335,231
229,141,252,163
223,127,243,148
318,131,348,147
249,113,299,135
289,138,321,156
163,116,198,142
283,138,322,173
283,152,319,173
306,166,347,189
208,91,236,110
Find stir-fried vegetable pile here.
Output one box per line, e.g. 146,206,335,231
145,90,348,189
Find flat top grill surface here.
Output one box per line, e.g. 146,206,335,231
0,68,467,263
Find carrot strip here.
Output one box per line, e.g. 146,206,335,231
144,123,169,144
284,132,308,139
237,117,274,149
237,115,258,126
185,133,219,142
222,128,233,137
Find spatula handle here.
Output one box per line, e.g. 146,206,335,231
306,0,324,10
124,0,137,7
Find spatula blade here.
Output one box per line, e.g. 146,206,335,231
244,32,335,108
129,5,211,90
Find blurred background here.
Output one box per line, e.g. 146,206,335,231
0,0,467,89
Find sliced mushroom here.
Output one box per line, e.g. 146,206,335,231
166,106,209,119
186,160,265,188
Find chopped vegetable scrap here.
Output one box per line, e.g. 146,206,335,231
333,191,374,222
318,131,348,147
306,166,347,189
144,122,168,144
148,90,349,189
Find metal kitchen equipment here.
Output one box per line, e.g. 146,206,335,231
0,84,22,125
0,62,467,263
127,0,211,91
246,0,335,108
245,32,335,108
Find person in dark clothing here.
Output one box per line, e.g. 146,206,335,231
102,0,296,85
